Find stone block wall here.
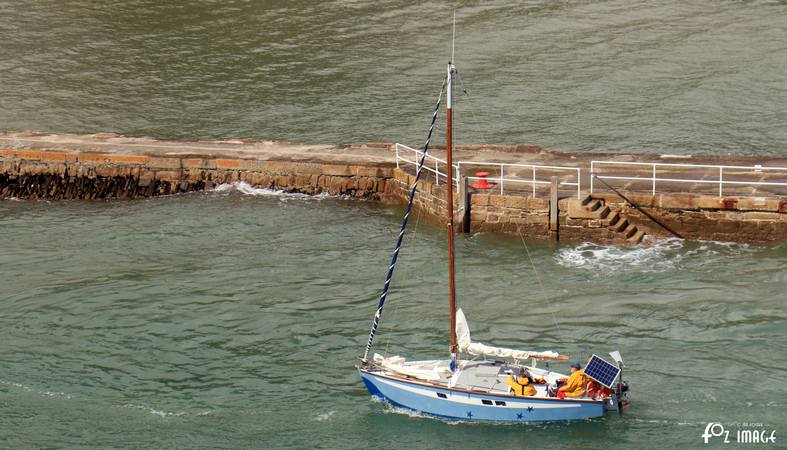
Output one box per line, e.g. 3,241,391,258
2,149,786,245
391,168,787,244
390,169,554,238
0,149,395,200
467,194,551,237
589,192,787,243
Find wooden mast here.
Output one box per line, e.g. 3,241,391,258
446,62,458,368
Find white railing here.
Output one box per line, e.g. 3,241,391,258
395,143,581,199
396,144,787,199
395,143,456,186
457,161,581,199
591,161,787,197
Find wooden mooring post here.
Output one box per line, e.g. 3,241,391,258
461,176,471,233
549,176,559,240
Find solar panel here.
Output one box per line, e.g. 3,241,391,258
584,354,621,388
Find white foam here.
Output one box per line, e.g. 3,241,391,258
556,238,754,274
632,418,701,426
212,181,337,200
123,403,186,418
315,410,336,421
556,238,685,274
42,390,72,399
379,402,434,421
0,379,72,399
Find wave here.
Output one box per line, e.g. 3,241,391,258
555,238,753,274
122,403,187,418
314,410,336,421
212,181,343,201
0,379,73,400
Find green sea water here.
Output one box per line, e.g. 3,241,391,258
1,1,786,448
1,0,786,154
1,190,786,448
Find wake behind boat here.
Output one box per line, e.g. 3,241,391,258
357,57,630,423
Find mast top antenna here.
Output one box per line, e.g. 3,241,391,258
451,10,456,64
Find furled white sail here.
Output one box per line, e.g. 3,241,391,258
372,353,445,381
455,308,561,360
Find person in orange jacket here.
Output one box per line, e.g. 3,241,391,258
507,368,537,397
556,363,590,398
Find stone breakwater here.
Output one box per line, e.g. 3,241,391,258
0,149,393,200
1,131,786,245
393,170,787,244
0,132,397,201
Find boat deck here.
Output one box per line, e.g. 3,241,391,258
375,357,567,399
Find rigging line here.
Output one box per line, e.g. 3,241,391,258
361,79,447,363
383,208,422,359
411,199,423,242
454,68,469,97
516,226,566,344
382,298,399,358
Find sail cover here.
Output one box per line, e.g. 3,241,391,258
372,353,445,381
455,309,561,360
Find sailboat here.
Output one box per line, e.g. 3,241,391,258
357,60,630,422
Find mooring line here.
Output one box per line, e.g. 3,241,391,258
517,226,566,345
593,175,684,239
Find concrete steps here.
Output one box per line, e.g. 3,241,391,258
578,195,647,245
622,223,638,239
629,229,646,244
610,217,628,232
602,211,619,226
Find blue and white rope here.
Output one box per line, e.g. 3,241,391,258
361,82,445,363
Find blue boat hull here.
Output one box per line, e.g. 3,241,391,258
359,369,605,422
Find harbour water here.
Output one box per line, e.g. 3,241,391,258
1,189,785,447
1,1,786,154
1,0,786,448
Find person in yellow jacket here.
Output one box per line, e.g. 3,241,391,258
556,363,590,398
507,368,537,397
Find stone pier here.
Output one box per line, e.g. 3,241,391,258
1,131,786,245
0,133,396,200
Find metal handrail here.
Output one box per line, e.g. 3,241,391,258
395,143,456,186
396,143,581,199
590,160,787,197
457,161,581,199
396,144,787,200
